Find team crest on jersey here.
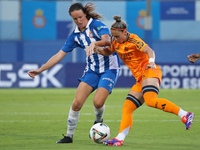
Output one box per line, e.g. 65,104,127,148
136,41,144,49
89,31,93,38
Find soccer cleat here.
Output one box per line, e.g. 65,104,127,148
181,112,195,130
94,118,103,125
89,119,103,139
56,134,73,143
103,138,123,146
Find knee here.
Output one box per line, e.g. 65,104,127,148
144,98,153,107
93,98,104,109
143,94,156,107
72,99,82,111
93,102,104,109
142,85,159,107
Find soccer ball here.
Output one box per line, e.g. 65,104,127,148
89,123,111,143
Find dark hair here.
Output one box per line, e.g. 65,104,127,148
111,16,127,31
69,2,103,20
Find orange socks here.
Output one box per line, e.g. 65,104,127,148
143,91,180,115
117,85,181,138
119,100,136,133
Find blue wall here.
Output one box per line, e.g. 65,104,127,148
153,41,200,64
0,40,86,63
1,40,199,64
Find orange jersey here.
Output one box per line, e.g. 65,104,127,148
109,33,149,81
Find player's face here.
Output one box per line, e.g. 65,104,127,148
111,30,127,44
70,10,88,32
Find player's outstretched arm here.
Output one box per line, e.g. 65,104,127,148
187,53,200,63
28,50,67,78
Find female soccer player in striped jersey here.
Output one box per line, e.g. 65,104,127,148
28,3,120,144
92,16,194,146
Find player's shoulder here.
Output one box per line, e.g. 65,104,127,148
128,33,140,39
68,30,76,39
92,19,102,24
127,33,138,44
127,33,144,43
90,19,99,26
91,19,107,29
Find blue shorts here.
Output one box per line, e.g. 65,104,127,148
78,68,120,93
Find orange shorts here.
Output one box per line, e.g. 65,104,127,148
130,65,162,93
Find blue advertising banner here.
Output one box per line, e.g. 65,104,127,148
0,63,66,88
1,63,199,89
160,1,195,20
22,1,56,40
158,63,200,89
0,63,135,88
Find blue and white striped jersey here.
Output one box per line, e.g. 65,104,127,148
61,18,120,73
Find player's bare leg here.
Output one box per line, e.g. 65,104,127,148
56,82,93,143
93,87,109,124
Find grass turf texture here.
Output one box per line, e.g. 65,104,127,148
0,88,199,150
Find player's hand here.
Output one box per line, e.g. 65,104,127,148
187,54,200,63
28,69,42,78
146,62,156,70
86,42,96,57
94,46,101,54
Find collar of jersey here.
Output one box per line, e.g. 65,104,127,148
74,18,93,33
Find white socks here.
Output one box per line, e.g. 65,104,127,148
66,105,105,138
178,108,187,118
116,133,126,141
94,105,105,122
67,107,80,138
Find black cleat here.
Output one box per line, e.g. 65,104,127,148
94,118,103,125
56,134,73,143
89,119,103,139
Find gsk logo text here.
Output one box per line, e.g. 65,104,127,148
0,64,63,88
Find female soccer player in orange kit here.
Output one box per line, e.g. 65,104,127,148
90,16,195,146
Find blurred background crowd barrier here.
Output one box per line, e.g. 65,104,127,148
0,0,200,88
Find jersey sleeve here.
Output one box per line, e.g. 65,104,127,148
61,33,79,53
135,36,147,52
93,20,110,37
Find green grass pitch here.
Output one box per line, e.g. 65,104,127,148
0,88,199,150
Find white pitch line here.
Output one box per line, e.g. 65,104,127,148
0,119,199,123
6,103,200,109
0,113,199,119
10,103,123,108
0,112,121,115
